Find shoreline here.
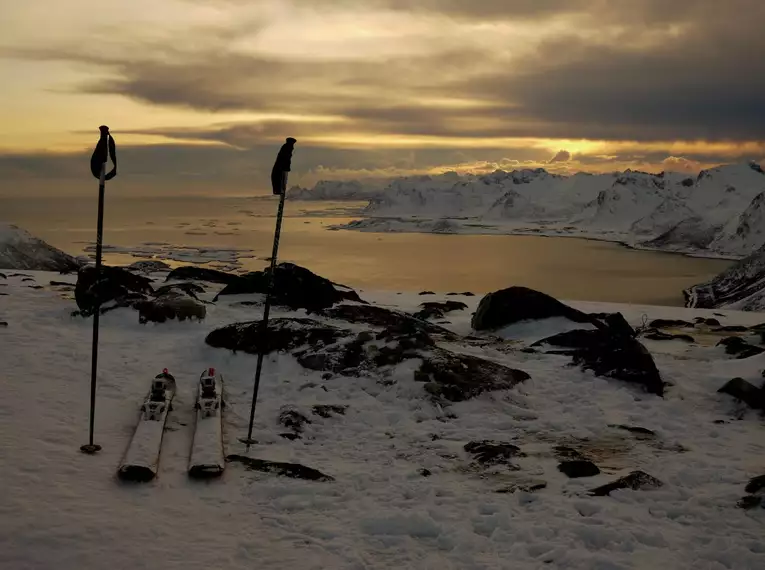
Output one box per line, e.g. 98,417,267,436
326,216,744,262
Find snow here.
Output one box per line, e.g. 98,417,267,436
313,162,765,259
0,222,80,271
3,270,765,569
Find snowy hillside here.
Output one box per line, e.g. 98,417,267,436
0,222,81,271
686,243,765,311
315,162,765,258
3,260,765,569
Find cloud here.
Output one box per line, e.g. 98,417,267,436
549,150,571,163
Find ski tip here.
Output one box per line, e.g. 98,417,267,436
117,465,157,483
80,443,102,454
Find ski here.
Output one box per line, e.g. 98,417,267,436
117,369,176,482
188,368,225,479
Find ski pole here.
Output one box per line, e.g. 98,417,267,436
81,125,117,455
241,138,295,447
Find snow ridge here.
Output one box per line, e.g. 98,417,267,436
0,222,81,271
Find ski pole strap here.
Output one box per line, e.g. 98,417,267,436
90,125,118,181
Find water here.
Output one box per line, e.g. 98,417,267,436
2,194,731,305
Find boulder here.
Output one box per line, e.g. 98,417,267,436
717,337,765,359
74,265,153,314
215,263,364,312
419,291,435,296
205,318,353,355
558,460,601,478
471,286,596,331
323,304,457,339
745,474,765,495
717,378,764,409
496,481,547,494
589,471,663,496
154,282,205,299
415,349,530,402
713,325,749,333
535,319,664,396
165,266,239,285
413,300,468,320
649,319,694,328
643,331,696,343
128,260,171,274
135,287,206,324
311,405,348,418
278,406,312,439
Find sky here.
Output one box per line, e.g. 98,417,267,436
0,0,764,196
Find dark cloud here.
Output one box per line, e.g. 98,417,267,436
549,150,571,163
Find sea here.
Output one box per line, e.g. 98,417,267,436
2,194,731,306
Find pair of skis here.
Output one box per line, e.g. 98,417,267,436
117,368,224,482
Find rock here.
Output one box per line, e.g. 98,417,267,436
418,468,432,477
471,286,597,331
643,331,696,343
0,321,7,327
419,291,435,295
649,319,694,328
589,471,663,496
704,318,722,326
535,321,664,396
717,378,764,409
205,318,353,355
128,260,171,273
154,282,205,299
22,277,35,282
324,304,457,339
135,288,207,324
49,281,75,288
414,300,468,320
214,263,364,312
737,495,763,510
602,312,636,338
165,266,239,285
28,285,43,290
553,446,587,461
558,460,601,478
0,223,81,272
496,481,547,494
416,349,530,402
226,454,333,482
717,337,765,359
610,425,656,437
74,265,153,315
712,325,749,333
0,272,5,279
745,474,765,494
311,405,348,418
465,440,523,466
278,406,311,437
447,291,474,296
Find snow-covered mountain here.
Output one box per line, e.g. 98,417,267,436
288,179,383,201
0,222,81,271
309,162,765,259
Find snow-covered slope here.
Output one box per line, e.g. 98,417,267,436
0,222,81,271
313,162,765,259
3,271,765,569
685,242,765,311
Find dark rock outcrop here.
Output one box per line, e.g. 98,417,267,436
154,282,205,299
649,319,694,328
135,286,206,324
166,266,239,284
215,263,364,312
589,471,663,496
717,337,765,359
413,300,468,320
534,314,664,396
128,260,171,274
718,378,764,409
643,330,696,343
205,318,353,355
74,265,153,314
278,406,312,438
323,303,457,340
496,481,547,494
227,454,334,481
464,440,523,467
415,349,530,402
558,460,601,478
471,286,596,331
311,405,348,418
